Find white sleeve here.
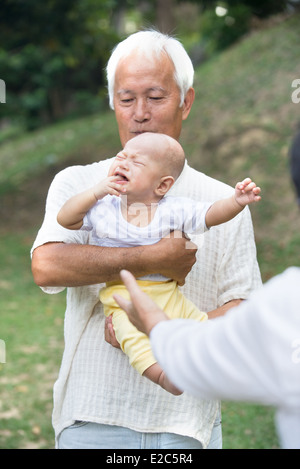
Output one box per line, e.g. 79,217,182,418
150,268,300,409
31,167,90,294
173,198,212,235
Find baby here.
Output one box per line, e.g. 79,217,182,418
57,132,261,395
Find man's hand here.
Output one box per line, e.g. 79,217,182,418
113,270,169,336
156,231,198,286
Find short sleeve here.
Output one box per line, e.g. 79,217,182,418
82,211,93,232
31,167,90,256
171,197,212,235
31,166,95,294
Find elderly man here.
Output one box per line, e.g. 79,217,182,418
31,30,261,449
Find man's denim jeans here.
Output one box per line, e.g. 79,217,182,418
58,415,222,449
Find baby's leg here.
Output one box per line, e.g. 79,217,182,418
113,311,182,395
143,363,182,396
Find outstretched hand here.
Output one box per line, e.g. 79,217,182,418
113,270,168,336
235,178,261,207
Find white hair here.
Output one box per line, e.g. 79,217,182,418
106,29,194,110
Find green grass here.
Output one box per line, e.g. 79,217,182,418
222,402,279,449
1,13,300,449
0,231,65,449
0,111,119,196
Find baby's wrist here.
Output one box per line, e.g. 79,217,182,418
92,186,104,201
93,184,107,202
233,194,244,209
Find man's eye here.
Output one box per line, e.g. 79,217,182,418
149,96,163,101
121,98,133,104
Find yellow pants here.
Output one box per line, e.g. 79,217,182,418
100,280,208,376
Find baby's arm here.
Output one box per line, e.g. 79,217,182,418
144,363,182,395
57,176,125,230
205,178,261,229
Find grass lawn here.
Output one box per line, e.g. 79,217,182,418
0,231,65,448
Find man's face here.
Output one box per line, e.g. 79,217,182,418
113,51,194,146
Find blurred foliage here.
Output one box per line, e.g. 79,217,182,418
200,4,252,54
194,0,289,54
228,0,288,17
0,0,135,130
0,0,294,132
193,0,288,17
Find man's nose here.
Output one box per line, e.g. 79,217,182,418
134,99,150,122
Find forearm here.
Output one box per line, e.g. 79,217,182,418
57,188,97,230
207,300,243,319
205,195,243,229
32,241,164,288
207,298,242,319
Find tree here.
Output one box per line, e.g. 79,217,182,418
156,0,176,33
0,0,121,129
188,0,288,18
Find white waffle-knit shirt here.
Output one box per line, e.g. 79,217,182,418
31,159,262,447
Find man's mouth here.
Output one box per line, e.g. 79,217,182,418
132,130,153,136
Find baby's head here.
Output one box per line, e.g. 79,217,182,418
125,132,185,180
110,132,185,203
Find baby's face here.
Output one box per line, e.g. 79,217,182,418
108,137,164,203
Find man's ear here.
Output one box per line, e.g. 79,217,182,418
182,87,195,121
155,176,175,197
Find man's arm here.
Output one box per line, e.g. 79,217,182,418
31,231,197,288
207,299,242,319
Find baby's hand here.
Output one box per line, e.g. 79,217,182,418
93,176,126,200
235,178,261,207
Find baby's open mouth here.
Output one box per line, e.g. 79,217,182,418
114,171,129,182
